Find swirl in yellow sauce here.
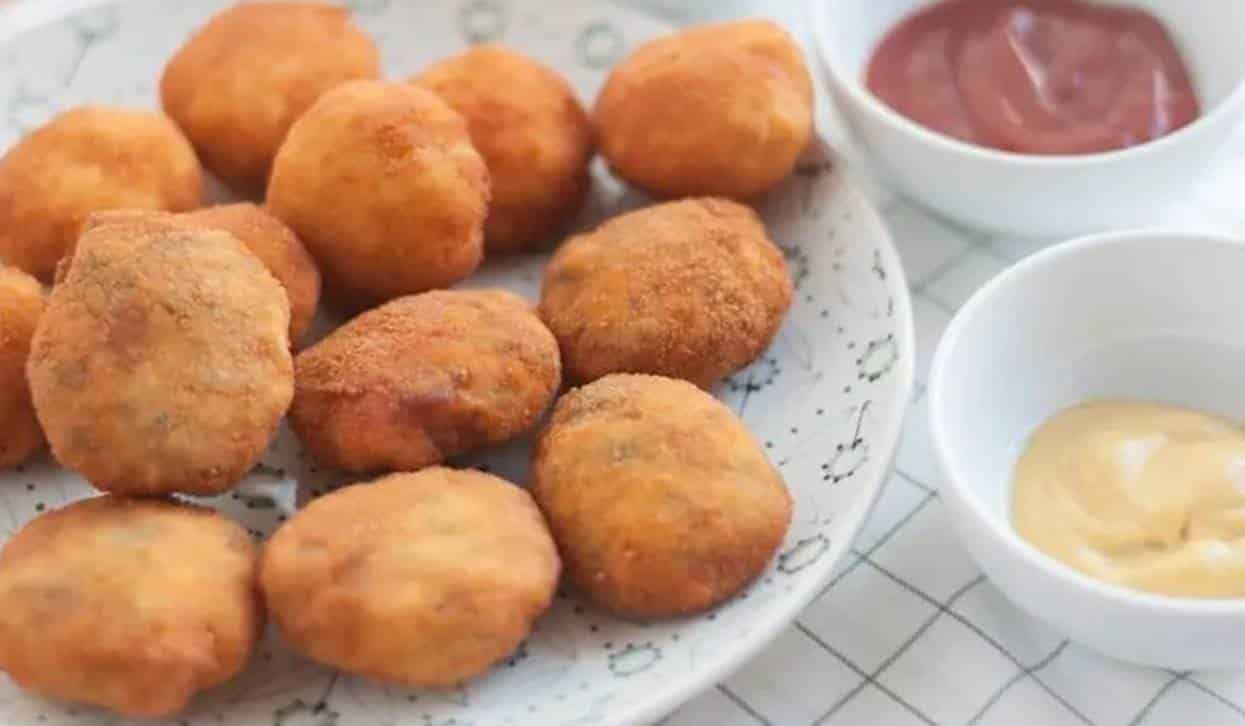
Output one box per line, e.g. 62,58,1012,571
1013,400,1245,598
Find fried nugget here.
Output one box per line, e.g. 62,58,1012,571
0,496,262,717
0,106,203,281
594,19,813,199
0,268,45,469
160,2,380,192
412,45,594,253
531,374,791,619
268,81,490,305
84,205,322,345
291,289,560,473
27,220,293,496
261,468,559,687
539,197,791,388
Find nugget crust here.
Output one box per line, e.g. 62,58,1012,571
27,223,293,495
0,106,203,281
539,198,791,387
185,204,321,344
0,269,45,469
87,206,322,345
531,374,791,618
413,45,594,253
594,20,813,199
160,2,380,191
0,496,262,717
291,289,560,473
268,81,489,305
260,468,560,687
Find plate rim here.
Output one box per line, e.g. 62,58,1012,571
607,143,916,726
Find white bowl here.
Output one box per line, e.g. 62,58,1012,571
929,230,1245,670
811,0,1245,239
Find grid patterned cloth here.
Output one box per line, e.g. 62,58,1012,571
643,5,1245,724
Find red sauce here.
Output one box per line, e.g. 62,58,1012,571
865,0,1201,154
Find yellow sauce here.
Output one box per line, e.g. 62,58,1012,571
1013,400,1245,598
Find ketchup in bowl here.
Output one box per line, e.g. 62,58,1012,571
866,0,1200,155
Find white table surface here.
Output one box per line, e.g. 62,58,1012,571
5,2,1245,725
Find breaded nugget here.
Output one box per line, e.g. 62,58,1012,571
531,374,792,618
539,198,791,388
594,19,813,199
0,268,45,469
0,106,203,281
268,81,490,305
161,2,380,191
291,289,560,473
84,205,322,345
181,204,321,344
27,220,293,495
0,496,262,717
412,45,594,253
261,468,560,687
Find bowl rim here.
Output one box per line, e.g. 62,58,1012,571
809,0,1245,168
929,228,1245,617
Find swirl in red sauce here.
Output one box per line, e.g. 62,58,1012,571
866,0,1201,154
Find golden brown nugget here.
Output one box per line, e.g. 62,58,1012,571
182,204,321,345
291,289,560,473
594,19,813,199
539,198,792,387
531,374,792,619
268,81,490,305
0,106,203,281
85,205,322,345
0,268,45,469
161,2,380,191
0,496,262,717
413,45,594,253
28,222,293,496
261,468,560,687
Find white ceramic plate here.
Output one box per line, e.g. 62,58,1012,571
0,1,915,724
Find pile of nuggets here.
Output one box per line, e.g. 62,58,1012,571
0,2,815,717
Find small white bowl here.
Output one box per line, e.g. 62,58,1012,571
811,0,1245,239
929,230,1245,670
